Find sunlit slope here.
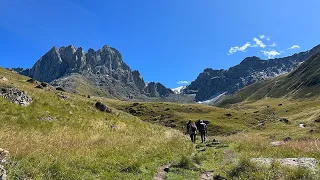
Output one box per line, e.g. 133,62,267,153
105,99,262,136
0,67,193,179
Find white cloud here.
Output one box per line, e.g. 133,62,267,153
228,35,273,55
287,45,300,50
252,37,266,48
259,35,271,41
261,50,281,59
177,81,190,85
259,35,265,39
270,43,277,47
228,42,251,54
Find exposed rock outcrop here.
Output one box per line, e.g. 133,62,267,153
18,45,173,100
146,82,174,97
0,148,9,180
0,87,33,106
95,102,112,113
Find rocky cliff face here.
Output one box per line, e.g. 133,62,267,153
145,82,174,97
20,45,173,99
186,44,320,101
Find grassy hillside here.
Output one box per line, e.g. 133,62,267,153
104,97,320,179
1,67,320,179
198,98,320,179
0,67,193,179
105,100,263,136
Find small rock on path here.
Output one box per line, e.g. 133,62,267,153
200,170,214,180
270,141,283,146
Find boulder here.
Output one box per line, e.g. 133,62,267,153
56,93,68,100
56,87,65,91
163,167,170,172
95,102,112,113
0,149,9,165
279,118,290,124
35,85,44,89
0,77,8,82
224,113,232,117
0,87,33,106
132,103,140,106
213,175,227,180
283,137,292,142
26,78,37,83
270,141,283,146
164,122,177,128
128,108,137,114
41,82,48,87
309,129,316,133
0,166,5,180
40,116,56,122
0,148,9,180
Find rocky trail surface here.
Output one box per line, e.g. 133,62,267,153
152,139,220,180
153,164,170,180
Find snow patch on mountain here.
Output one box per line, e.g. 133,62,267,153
171,86,186,94
198,92,227,105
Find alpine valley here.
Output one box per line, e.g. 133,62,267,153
14,44,320,103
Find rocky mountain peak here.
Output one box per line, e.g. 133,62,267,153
146,82,173,97
19,44,174,100
49,46,59,52
239,56,261,65
88,48,95,53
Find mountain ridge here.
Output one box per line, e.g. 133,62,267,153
217,51,320,107
185,44,320,101
16,45,174,100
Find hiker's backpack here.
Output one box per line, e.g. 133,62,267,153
191,125,197,132
199,123,206,132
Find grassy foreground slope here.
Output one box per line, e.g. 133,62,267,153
0,67,193,179
2,66,320,179
105,97,320,179
216,98,320,179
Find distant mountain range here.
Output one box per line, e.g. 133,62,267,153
13,44,320,103
14,45,174,100
185,44,320,101
218,50,320,107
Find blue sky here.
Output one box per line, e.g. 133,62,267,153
0,0,319,88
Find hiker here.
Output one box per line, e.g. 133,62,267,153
188,122,197,143
198,120,207,143
186,119,192,133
